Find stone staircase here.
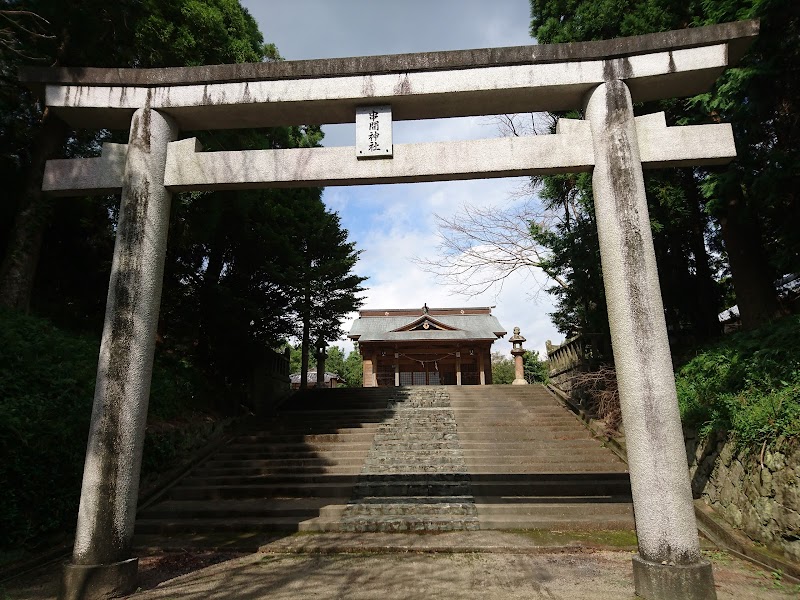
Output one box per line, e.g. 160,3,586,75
449,385,632,530
136,385,633,536
340,387,479,532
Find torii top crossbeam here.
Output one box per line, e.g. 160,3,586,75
27,19,759,600
20,21,758,196
21,20,757,131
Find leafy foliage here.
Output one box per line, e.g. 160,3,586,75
342,348,364,388
2,0,365,408
523,350,549,384
529,0,797,335
492,350,549,384
0,309,216,549
530,171,610,338
491,352,517,384
676,316,800,448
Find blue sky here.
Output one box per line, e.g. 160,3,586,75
240,0,562,356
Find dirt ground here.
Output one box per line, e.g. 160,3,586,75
2,546,797,600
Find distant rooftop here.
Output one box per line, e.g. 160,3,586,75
349,305,506,343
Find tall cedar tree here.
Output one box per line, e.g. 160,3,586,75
0,0,267,311
529,0,797,332
1,0,367,405
280,197,365,389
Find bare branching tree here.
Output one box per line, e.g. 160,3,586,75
571,366,621,433
0,9,54,61
414,111,575,298
414,199,567,297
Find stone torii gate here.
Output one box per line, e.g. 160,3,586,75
21,20,758,600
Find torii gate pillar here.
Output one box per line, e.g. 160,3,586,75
585,80,713,599
61,107,178,600
22,20,761,600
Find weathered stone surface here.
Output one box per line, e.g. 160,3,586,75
632,555,716,600
585,79,702,567
61,558,138,600
62,108,178,600
687,433,800,562
341,388,479,532
20,21,758,89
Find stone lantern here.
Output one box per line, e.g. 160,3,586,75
315,337,328,389
509,326,528,385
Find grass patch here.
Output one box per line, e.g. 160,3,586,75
510,529,638,548
675,316,800,449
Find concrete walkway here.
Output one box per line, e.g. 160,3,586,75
127,551,796,600
3,532,797,599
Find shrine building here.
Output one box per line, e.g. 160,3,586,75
348,305,507,387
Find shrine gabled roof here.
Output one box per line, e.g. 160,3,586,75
348,308,506,343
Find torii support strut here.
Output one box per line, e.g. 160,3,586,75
20,19,759,600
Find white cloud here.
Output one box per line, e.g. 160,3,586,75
325,174,562,360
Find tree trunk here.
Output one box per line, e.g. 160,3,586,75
196,225,226,370
299,308,310,390
685,174,720,340
0,108,69,310
718,187,781,330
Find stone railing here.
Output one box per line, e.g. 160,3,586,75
545,333,611,394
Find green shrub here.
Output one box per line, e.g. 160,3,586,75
676,316,800,449
0,309,218,550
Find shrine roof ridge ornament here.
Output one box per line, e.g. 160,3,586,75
19,20,757,88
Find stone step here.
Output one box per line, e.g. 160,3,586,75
469,480,631,498
275,410,391,419
459,453,610,462
135,516,344,534
473,501,633,518
346,441,461,451
351,482,473,498
453,421,587,428
139,498,338,519
222,439,374,449
458,449,619,459
364,458,472,468
181,473,360,486
464,464,628,474
274,403,393,411
363,455,466,470
228,432,377,444
236,426,381,440
343,499,478,517
453,419,587,425
215,444,372,457
139,385,635,537
371,434,460,442
194,466,365,477
168,482,356,500
201,457,368,469
339,516,480,533
457,441,600,448
360,466,469,474
211,453,370,463
476,516,634,530
458,430,600,452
